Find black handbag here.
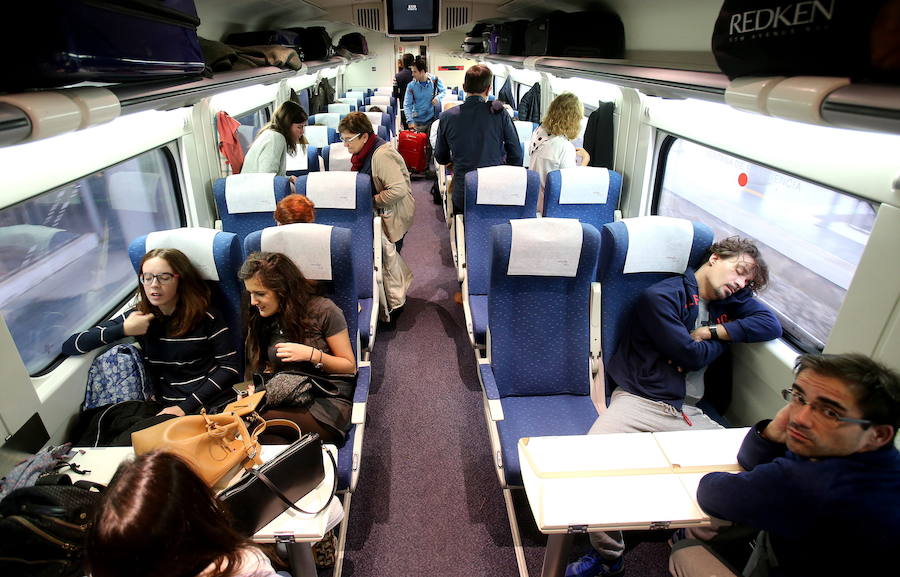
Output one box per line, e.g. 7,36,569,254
0,478,105,577
218,430,337,536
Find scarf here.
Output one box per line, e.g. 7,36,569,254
350,132,379,171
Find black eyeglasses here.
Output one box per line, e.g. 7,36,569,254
781,388,871,429
139,272,179,285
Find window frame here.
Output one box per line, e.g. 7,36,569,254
19,143,187,377
650,132,876,354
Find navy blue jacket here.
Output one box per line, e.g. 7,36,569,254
698,421,900,576
434,95,523,211
607,269,781,410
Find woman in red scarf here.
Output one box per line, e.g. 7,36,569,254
338,112,415,321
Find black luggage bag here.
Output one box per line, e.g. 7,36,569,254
497,20,529,56
287,27,335,62
524,10,625,59
338,32,369,55
712,0,899,82
5,0,205,91
225,29,302,48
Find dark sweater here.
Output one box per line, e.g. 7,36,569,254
607,269,782,410
434,95,523,212
62,307,240,413
698,421,900,576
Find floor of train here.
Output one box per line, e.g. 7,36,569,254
338,177,671,577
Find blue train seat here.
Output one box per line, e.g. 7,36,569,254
543,167,623,249
212,174,291,244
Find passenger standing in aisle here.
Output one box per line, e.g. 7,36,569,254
242,101,308,183
403,57,445,133
395,53,415,126
434,64,523,214
529,92,591,209
339,111,414,319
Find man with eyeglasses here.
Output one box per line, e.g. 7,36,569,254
670,353,900,577
569,237,781,577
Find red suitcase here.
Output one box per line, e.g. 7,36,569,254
398,130,428,173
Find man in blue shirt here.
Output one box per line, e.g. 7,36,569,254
433,64,523,214
671,353,900,577
403,57,445,133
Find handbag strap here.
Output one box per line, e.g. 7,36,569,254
245,448,338,516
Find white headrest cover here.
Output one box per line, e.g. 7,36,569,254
443,100,462,112
346,91,366,100
328,103,352,114
304,125,330,149
363,111,385,126
306,172,357,209
313,113,342,130
373,86,392,94
508,218,583,277
146,228,220,281
558,167,610,205
225,174,277,214
369,95,391,106
284,147,310,171
337,97,358,106
108,171,160,212
623,217,695,274
261,223,333,281
326,145,353,172
476,166,528,206
513,121,536,142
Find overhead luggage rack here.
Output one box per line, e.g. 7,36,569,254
0,55,362,149
461,51,900,136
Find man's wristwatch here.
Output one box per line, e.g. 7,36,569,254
709,325,719,340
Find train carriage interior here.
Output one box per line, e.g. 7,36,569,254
0,0,898,576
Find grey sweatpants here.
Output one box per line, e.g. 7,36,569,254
587,389,723,560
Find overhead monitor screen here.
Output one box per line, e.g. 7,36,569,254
386,0,439,36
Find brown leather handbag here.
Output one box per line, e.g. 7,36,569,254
131,408,266,488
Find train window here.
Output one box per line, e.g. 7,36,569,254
234,106,270,155
655,138,875,352
0,149,182,375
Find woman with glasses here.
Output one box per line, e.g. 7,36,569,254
338,111,414,322
239,252,356,445
63,248,240,420
242,100,308,183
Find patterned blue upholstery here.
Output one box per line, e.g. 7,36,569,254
483,220,601,487
598,217,714,400
295,173,376,350
464,167,540,346
213,175,291,244
543,168,623,257
362,111,393,137
360,104,395,126
496,395,600,486
308,113,346,132
321,144,351,172
245,224,366,491
285,145,321,178
128,228,245,373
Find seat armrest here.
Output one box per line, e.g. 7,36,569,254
351,362,371,424
372,216,384,283
590,282,601,374
478,360,504,421
456,214,466,283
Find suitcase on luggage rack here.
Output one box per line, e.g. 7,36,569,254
398,130,428,173
497,20,528,56
525,10,625,58
5,0,205,91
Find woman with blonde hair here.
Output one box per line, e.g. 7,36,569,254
528,92,591,206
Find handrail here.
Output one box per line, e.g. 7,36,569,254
467,51,900,135
0,55,359,148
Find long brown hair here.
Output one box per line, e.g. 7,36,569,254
136,248,210,336
264,100,308,156
238,252,316,376
86,450,250,577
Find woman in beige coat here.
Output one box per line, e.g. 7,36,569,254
339,112,415,320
